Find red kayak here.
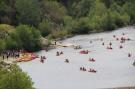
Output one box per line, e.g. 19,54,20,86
89,58,95,62
80,50,89,54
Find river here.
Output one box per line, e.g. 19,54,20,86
19,26,135,89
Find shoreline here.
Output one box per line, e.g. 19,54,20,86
46,26,135,51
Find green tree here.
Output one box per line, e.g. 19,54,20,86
0,64,35,89
72,17,91,34
16,25,41,51
100,0,114,8
6,31,22,50
109,3,130,27
40,0,67,24
0,39,6,53
69,0,95,17
38,19,52,37
15,0,41,26
88,1,108,30
123,0,135,23
0,0,15,25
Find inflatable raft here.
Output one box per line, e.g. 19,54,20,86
17,53,38,62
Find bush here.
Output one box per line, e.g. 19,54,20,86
48,29,69,39
109,3,130,27
0,24,14,39
15,25,42,51
38,20,52,37
0,64,35,89
15,0,41,26
0,24,43,52
123,0,135,23
41,1,67,23
71,17,92,34
5,31,22,50
0,39,6,53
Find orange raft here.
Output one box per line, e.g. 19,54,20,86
17,53,38,62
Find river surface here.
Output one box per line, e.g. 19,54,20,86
19,27,135,89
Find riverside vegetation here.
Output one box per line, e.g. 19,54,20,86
0,0,135,52
0,0,135,89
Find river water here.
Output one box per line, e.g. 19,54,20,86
19,26,135,89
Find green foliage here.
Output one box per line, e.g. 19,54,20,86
41,0,67,24
88,1,108,30
63,16,76,33
0,64,35,89
48,30,68,39
0,39,6,53
38,19,52,37
6,31,22,50
15,25,42,51
0,24,42,52
0,24,14,32
0,0,134,51
69,0,95,17
123,0,135,23
0,24,14,40
109,3,130,27
0,0,15,24
15,0,41,26
88,1,130,31
72,17,91,34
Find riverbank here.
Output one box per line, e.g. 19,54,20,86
0,56,16,64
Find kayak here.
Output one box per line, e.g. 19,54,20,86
79,50,89,54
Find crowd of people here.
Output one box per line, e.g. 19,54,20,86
0,50,20,60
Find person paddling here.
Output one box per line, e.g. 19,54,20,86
122,33,125,36
65,59,69,63
128,53,131,57
102,42,105,46
119,45,123,49
60,51,63,55
109,42,112,46
113,35,116,38
56,51,59,56
90,40,92,44
40,56,44,63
